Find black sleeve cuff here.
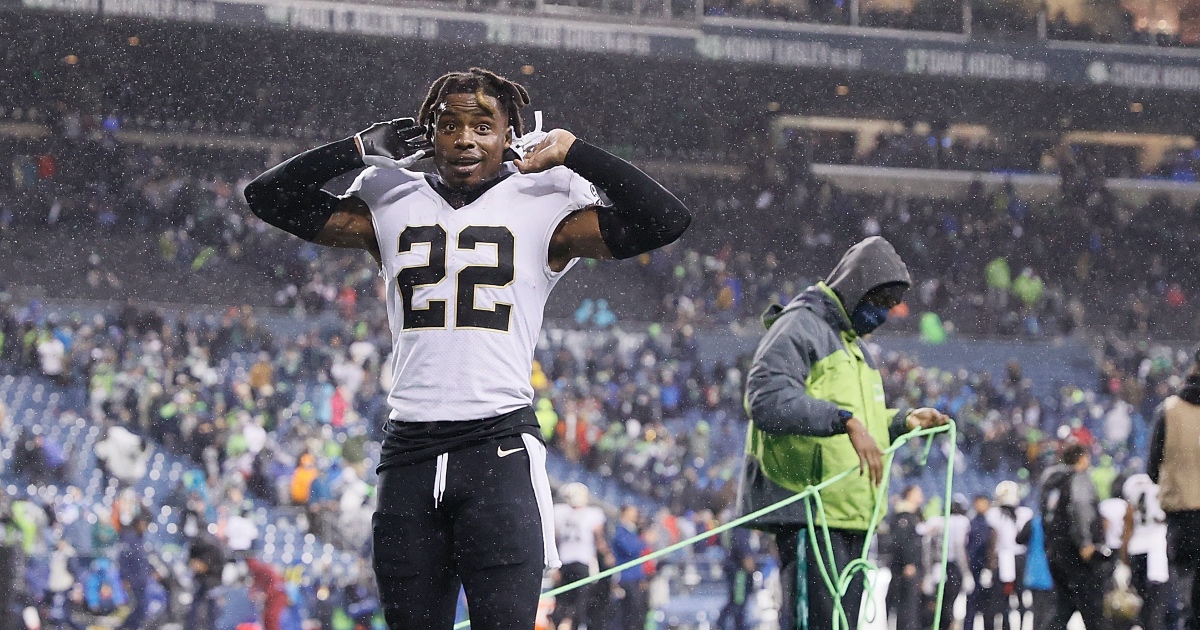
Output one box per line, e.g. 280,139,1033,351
888,408,912,442
836,409,854,433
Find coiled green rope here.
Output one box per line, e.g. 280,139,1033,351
452,421,956,630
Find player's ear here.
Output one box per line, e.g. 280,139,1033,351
501,126,519,162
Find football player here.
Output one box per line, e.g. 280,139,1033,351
243,67,690,630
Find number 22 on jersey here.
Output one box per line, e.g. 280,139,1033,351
396,224,515,332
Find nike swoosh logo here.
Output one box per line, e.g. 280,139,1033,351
497,446,525,458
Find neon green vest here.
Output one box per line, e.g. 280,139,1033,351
748,284,896,531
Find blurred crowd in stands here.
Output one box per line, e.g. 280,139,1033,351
703,0,1190,48
3,127,1199,342
2,0,1183,47
0,18,1198,624
0,292,761,628
801,123,1200,182
0,270,1192,626
7,9,1200,184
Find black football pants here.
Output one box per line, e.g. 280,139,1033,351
887,572,921,630
778,528,867,630
1168,512,1200,630
1047,557,1108,630
372,435,546,630
552,562,592,629
1130,554,1169,630
1030,589,1057,630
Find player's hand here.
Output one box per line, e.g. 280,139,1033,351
846,417,885,486
906,407,950,431
514,129,576,174
355,118,432,170
1080,544,1095,561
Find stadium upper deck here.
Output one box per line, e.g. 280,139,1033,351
9,0,1200,90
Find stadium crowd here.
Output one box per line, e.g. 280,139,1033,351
703,0,1192,49
0,39,1197,627
4,130,1200,343
0,292,760,628
799,123,1200,182
0,277,1192,628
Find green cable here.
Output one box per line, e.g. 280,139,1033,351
799,420,956,630
451,421,957,630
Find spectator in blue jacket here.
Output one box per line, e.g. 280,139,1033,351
84,557,127,615
117,515,152,630
611,505,648,630
966,494,996,630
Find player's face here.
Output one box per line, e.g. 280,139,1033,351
431,92,512,189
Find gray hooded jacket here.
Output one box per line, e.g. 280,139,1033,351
735,236,914,528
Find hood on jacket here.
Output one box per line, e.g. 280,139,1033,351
824,236,912,313
761,286,845,334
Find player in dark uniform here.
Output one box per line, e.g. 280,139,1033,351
243,68,690,630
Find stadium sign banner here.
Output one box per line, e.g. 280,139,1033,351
696,32,865,69
901,46,1049,82
484,17,697,57
698,23,1049,80
258,1,449,39
16,0,98,11
13,0,1200,91
1049,43,1200,91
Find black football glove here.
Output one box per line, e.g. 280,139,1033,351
354,118,433,170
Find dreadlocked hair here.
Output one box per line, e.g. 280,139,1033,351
418,68,531,137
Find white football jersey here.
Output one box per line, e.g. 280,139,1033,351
985,506,1033,583
349,165,599,422
1099,497,1128,551
1123,473,1168,556
554,503,606,566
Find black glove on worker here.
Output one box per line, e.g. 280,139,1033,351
244,118,431,241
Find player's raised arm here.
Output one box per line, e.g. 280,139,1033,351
515,130,691,270
242,118,432,260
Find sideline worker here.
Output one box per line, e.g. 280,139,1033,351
1038,442,1107,630
1149,347,1200,630
735,236,949,630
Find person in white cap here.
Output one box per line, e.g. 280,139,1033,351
553,483,613,630
986,480,1034,630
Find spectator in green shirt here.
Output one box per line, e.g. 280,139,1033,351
1012,268,1045,312
986,257,1011,311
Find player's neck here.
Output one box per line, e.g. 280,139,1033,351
426,171,512,209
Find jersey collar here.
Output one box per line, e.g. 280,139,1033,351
424,167,515,209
